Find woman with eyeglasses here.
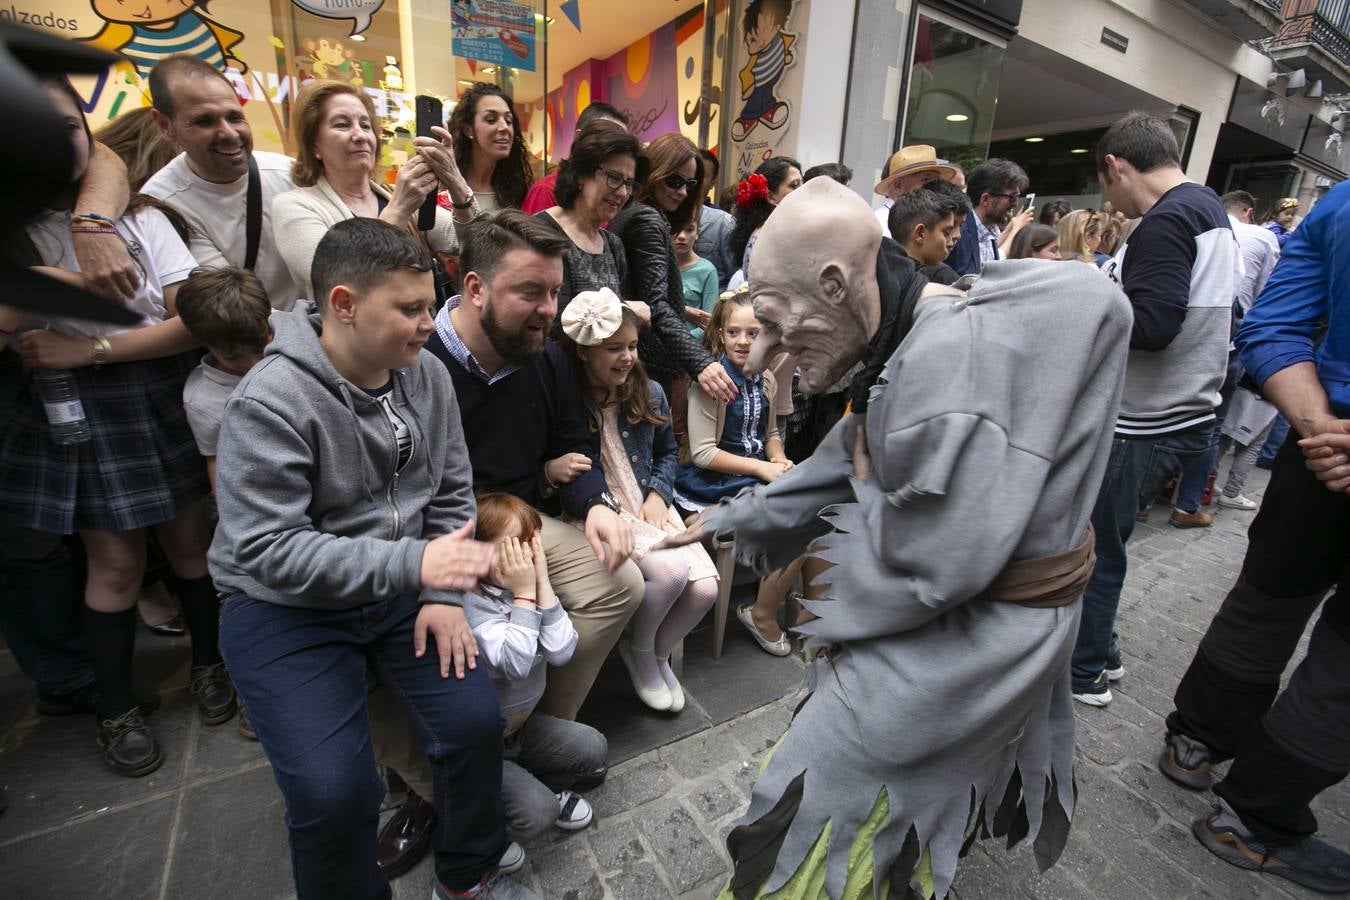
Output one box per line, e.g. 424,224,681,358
537,121,646,314
609,132,737,403
539,125,735,404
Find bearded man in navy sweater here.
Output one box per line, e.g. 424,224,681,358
425,210,642,721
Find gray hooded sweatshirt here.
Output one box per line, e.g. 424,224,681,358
208,302,476,610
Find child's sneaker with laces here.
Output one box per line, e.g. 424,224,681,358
555,790,594,831
433,870,540,900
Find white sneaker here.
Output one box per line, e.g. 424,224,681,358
555,790,594,831
1218,493,1258,511
496,841,525,874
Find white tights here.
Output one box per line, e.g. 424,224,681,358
628,549,717,690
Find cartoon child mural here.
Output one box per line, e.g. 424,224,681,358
83,0,246,81
732,0,795,142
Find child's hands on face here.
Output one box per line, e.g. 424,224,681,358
494,536,537,597
529,533,550,588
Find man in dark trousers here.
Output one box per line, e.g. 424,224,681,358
1160,179,1350,894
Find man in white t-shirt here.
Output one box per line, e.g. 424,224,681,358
142,55,302,311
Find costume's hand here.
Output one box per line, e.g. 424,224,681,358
624,301,651,328
852,421,871,481
494,536,537,596
584,505,633,573
698,362,738,404
390,155,440,219
19,331,94,369
545,452,592,486
72,230,139,301
1298,427,1350,493
651,512,709,551
639,492,669,528
413,603,477,679
420,521,496,590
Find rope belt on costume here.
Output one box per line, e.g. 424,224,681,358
983,525,1096,609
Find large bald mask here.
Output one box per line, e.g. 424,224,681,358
743,177,884,394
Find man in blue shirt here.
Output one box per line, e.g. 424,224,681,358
1160,180,1350,894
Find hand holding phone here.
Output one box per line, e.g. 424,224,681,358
414,95,443,232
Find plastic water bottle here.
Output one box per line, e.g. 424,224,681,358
32,369,91,445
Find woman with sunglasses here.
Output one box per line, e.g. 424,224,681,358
609,132,736,403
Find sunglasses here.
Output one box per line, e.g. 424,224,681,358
989,192,1022,202
598,166,641,195
662,173,699,193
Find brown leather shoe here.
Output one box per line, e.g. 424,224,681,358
1169,508,1214,529
377,790,437,879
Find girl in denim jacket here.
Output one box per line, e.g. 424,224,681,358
560,290,718,713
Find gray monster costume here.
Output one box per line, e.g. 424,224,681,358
704,258,1132,899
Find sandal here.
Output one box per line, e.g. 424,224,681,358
736,604,791,657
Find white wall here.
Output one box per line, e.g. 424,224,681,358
791,0,860,169
1018,0,1272,179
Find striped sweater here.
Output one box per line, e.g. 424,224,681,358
1100,182,1237,438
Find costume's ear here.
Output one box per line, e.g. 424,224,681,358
819,262,848,307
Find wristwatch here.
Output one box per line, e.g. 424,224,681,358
585,490,621,515
451,191,475,210
90,335,111,367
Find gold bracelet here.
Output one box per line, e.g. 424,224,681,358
90,335,112,367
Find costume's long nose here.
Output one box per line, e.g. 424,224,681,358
745,331,781,376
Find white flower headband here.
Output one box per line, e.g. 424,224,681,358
559,287,624,347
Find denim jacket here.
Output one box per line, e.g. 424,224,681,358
591,380,680,504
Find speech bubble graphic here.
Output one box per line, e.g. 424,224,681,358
291,0,386,36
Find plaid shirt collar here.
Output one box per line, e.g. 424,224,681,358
435,296,522,385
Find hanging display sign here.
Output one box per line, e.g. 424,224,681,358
727,0,808,184
451,0,537,72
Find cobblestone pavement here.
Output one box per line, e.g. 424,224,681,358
3,465,1347,899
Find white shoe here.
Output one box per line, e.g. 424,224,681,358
496,841,525,874
735,604,791,657
1217,493,1258,511
617,641,672,711
554,790,594,831
658,656,685,713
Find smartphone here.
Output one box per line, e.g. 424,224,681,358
414,95,443,232
1023,192,1037,216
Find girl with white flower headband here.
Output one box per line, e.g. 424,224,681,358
558,289,718,713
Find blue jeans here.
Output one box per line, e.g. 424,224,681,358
1072,422,1214,690
0,523,94,695
1258,414,1290,466
219,592,506,898
1175,354,1241,513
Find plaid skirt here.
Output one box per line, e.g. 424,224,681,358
0,351,209,534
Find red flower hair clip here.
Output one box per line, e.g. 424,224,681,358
736,173,769,208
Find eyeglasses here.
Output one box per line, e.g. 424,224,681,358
662,173,699,193
598,166,640,195
988,192,1022,202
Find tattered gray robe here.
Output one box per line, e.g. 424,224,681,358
704,260,1133,899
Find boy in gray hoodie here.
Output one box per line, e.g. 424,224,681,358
208,219,535,900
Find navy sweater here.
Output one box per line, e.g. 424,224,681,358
426,332,605,519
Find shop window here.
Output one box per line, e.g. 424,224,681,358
900,8,1006,172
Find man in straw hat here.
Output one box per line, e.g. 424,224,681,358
873,144,961,238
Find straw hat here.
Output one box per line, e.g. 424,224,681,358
873,145,961,196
